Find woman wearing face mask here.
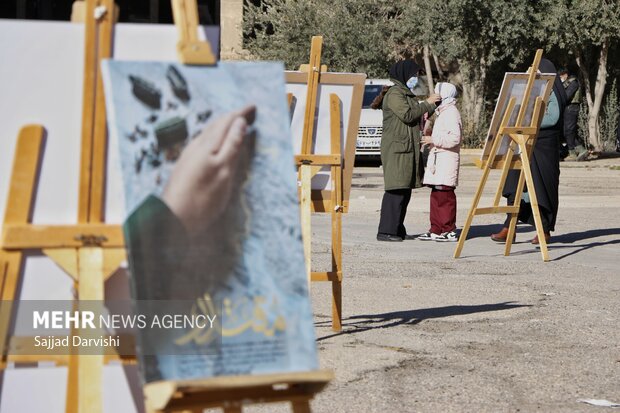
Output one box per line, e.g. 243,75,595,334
418,82,462,242
376,60,441,242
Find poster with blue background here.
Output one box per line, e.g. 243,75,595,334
102,60,318,383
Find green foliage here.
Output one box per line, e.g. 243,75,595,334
244,0,620,148
407,0,535,66
578,99,590,149
601,79,619,151
244,0,400,77
458,99,489,149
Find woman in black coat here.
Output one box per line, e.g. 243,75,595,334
491,58,568,244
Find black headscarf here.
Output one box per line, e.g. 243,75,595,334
539,58,567,112
388,60,420,86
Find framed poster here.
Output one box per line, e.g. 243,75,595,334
481,72,555,161
102,60,318,383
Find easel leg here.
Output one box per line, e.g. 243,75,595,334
453,165,491,258
77,248,105,413
300,165,312,286
504,171,525,256
0,125,45,364
0,252,22,359
494,140,518,256
330,175,342,332
329,94,343,332
292,399,312,413
519,144,549,261
330,204,342,332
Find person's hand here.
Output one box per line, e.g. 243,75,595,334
162,105,256,235
421,135,434,147
426,94,441,105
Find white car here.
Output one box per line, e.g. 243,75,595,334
355,79,393,158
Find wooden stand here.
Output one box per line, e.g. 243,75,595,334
144,370,333,413
1,1,331,412
292,36,344,332
454,50,551,262
0,1,126,413
139,7,333,413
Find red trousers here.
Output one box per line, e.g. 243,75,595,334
429,186,457,234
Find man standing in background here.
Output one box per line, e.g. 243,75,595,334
559,68,589,161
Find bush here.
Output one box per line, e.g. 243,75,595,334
600,79,619,151
460,106,489,149
577,100,589,149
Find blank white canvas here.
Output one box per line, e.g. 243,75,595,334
0,19,218,413
287,80,357,191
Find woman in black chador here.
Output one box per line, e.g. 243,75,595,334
491,58,568,244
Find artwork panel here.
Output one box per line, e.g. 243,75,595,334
102,60,318,383
481,73,555,160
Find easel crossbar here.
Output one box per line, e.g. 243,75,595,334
295,155,341,166
2,224,124,249
474,207,520,215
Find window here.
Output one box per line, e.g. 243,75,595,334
362,85,384,109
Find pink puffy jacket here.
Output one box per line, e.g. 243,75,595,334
422,103,462,187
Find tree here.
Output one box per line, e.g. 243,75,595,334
244,0,401,77
538,0,620,151
243,0,620,150
396,0,536,143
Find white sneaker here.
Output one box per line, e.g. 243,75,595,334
435,231,458,242
417,232,439,241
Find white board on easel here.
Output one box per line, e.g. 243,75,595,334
0,19,218,413
285,71,365,211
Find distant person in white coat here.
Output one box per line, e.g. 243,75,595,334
418,82,462,242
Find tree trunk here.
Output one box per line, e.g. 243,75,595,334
431,50,444,80
473,56,487,123
576,41,608,151
423,45,434,93
457,61,485,122
457,62,473,122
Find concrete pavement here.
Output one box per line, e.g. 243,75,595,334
249,153,620,413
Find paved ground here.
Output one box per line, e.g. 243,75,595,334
246,152,620,413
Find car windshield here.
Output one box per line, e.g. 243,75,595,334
362,85,384,109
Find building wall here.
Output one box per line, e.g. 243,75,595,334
219,0,244,60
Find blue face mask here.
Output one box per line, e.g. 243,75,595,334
406,76,418,90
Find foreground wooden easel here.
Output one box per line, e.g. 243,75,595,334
0,1,125,413
292,36,344,332
145,4,333,413
1,0,331,412
454,49,552,262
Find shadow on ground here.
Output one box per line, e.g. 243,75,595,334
507,227,620,261
462,223,535,240
316,302,530,341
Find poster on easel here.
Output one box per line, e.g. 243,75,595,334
481,72,555,161
102,60,318,383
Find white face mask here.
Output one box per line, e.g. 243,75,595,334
406,76,418,91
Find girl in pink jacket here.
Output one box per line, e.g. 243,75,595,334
418,82,462,242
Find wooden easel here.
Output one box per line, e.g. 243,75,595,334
1,1,331,412
454,49,552,262
140,4,332,413
0,1,126,413
292,36,344,332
